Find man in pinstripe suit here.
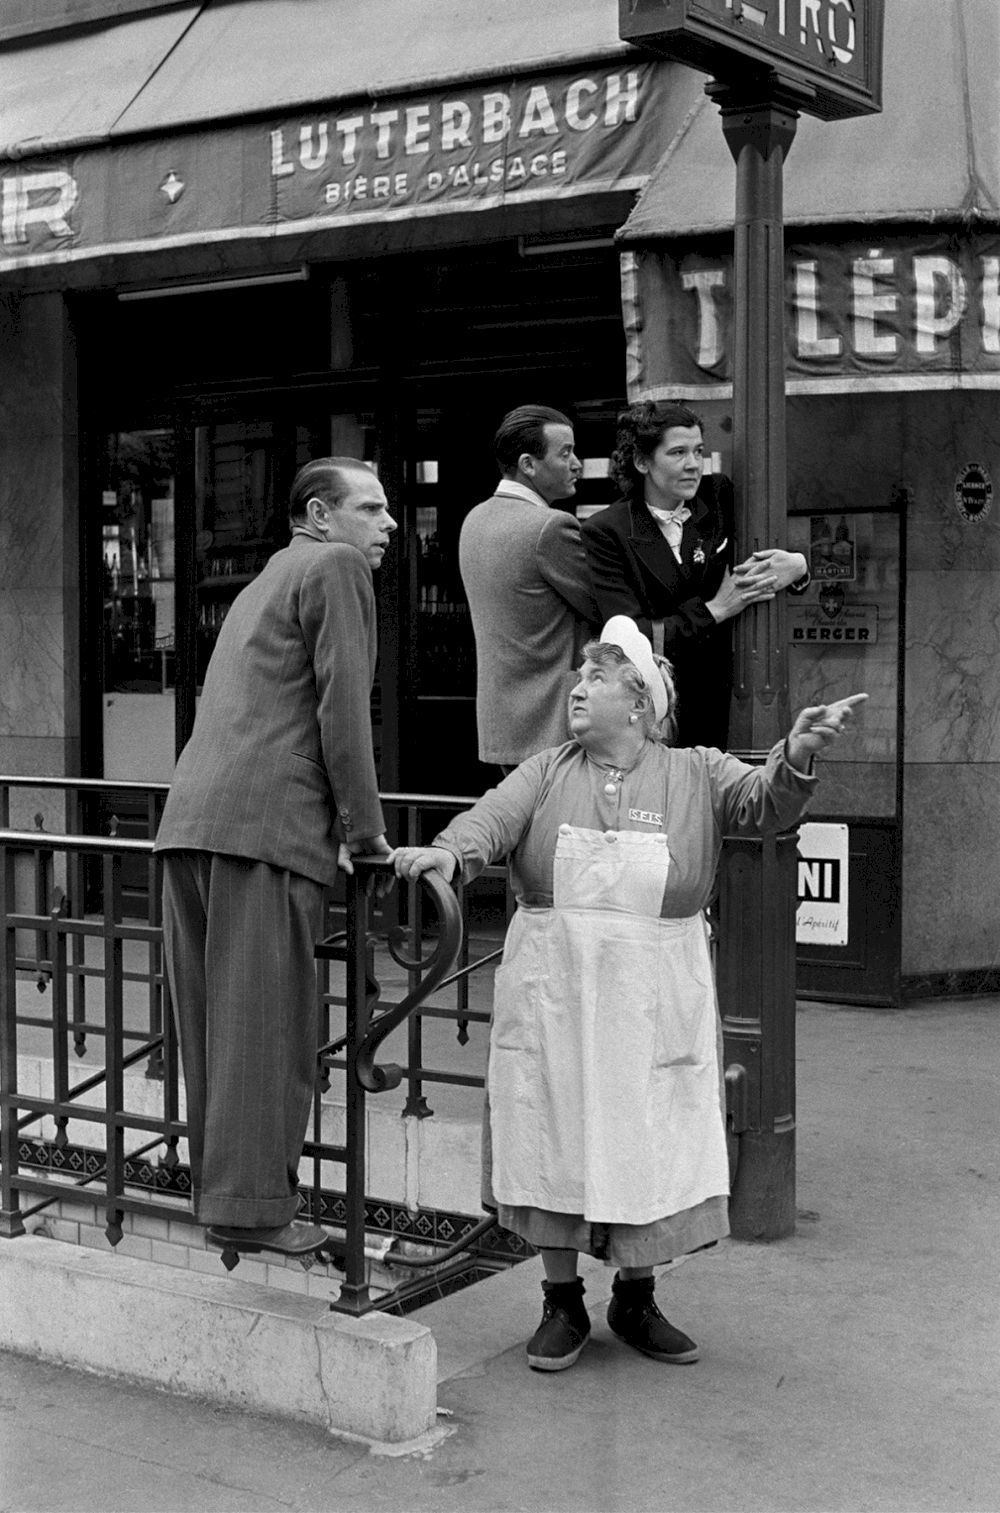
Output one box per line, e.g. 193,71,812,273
155,458,395,1256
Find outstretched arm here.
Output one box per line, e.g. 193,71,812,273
708,693,868,834
392,755,549,885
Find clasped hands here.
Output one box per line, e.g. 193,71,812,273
708,549,808,624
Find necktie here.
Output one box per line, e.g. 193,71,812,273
647,504,691,562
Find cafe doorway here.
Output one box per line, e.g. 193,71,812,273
89,372,624,814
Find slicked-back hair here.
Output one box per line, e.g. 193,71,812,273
610,401,704,502
494,404,573,474
288,457,376,525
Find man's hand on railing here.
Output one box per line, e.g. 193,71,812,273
337,833,392,875
390,845,458,884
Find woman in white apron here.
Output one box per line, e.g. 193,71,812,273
393,618,865,1374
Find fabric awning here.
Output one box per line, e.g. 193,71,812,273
619,0,1000,238
0,0,636,158
113,0,634,138
0,0,698,279
0,5,200,159
0,57,702,279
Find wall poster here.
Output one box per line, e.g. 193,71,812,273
796,822,850,947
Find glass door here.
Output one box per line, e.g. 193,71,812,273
100,428,178,782
98,396,382,787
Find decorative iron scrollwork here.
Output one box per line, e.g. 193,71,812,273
352,861,463,1095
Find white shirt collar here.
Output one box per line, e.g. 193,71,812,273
494,479,549,508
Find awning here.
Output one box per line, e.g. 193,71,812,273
0,1,705,279
619,0,1000,238
0,0,635,159
0,55,702,278
0,5,200,159
112,0,635,138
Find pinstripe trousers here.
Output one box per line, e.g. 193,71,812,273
161,851,325,1228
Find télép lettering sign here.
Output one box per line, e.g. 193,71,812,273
0,62,676,268
626,235,1000,397
796,821,849,945
619,0,883,121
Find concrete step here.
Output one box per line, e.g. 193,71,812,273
0,1233,440,1446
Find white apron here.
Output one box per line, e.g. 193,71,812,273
489,823,730,1226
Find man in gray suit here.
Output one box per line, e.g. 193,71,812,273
155,457,395,1256
459,405,599,769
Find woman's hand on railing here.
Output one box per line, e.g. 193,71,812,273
352,855,464,1093
390,845,458,884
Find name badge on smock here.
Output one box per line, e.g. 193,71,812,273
628,809,663,827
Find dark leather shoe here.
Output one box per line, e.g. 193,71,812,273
607,1273,699,1363
527,1278,591,1372
206,1220,331,1257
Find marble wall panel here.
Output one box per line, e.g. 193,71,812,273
899,392,1000,575
0,293,80,771
786,393,906,515
802,761,897,820
0,294,77,592
904,570,1000,764
903,762,1000,976
0,597,66,738
0,736,69,778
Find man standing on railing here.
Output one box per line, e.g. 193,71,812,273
155,458,395,1258
460,405,600,772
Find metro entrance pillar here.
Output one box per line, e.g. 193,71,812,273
709,79,809,1240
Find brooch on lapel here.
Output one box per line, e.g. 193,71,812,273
692,541,706,566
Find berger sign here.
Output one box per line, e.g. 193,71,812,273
619,0,883,121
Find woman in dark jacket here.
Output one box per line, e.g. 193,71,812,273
581,401,808,749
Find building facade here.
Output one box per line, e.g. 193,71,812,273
1,0,997,1002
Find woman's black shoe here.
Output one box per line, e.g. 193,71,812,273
527,1277,591,1372
606,1273,699,1363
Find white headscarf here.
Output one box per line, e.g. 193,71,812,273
599,617,669,724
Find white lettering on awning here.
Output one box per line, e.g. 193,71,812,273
1,171,77,244
681,269,726,368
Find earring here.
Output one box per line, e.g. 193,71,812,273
629,714,638,724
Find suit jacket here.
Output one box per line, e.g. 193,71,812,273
581,479,735,749
459,492,599,765
155,536,385,885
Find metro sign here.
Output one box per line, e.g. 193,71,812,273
619,0,884,121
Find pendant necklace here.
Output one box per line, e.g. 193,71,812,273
590,746,645,797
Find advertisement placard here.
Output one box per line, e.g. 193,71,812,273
796,822,849,947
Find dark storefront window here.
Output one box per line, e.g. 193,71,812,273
85,243,627,796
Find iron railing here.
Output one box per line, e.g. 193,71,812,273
0,820,509,1315
0,776,504,1121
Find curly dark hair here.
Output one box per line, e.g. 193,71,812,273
610,401,704,502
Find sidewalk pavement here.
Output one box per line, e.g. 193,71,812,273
2,996,998,1513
